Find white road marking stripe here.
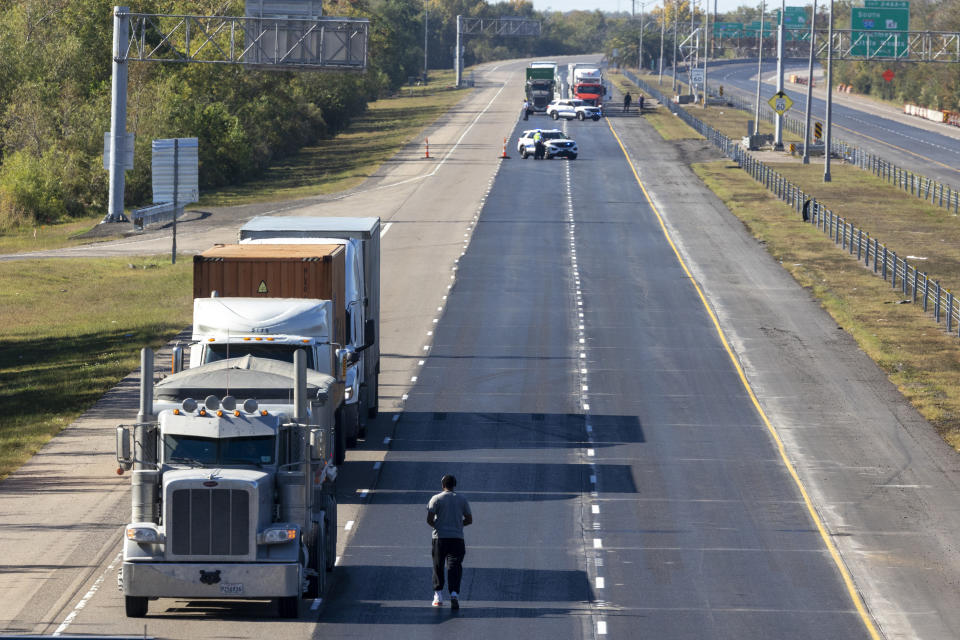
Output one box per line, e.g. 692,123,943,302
52,551,122,636
379,222,393,238
592,504,600,514
597,620,608,634
587,449,595,456
411,376,418,382
593,538,603,549
345,520,355,531
359,489,369,497
596,577,605,589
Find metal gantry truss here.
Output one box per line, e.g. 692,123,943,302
124,12,370,69
454,16,540,86
817,30,960,62
459,17,541,37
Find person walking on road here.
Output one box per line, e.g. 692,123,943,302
638,94,644,112
427,474,472,609
522,99,530,121
623,91,632,113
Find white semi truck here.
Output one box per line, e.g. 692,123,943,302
238,217,381,444
116,348,340,618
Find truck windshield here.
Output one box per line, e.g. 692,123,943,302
164,434,276,467
205,344,314,368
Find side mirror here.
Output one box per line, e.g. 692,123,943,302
171,345,184,374
310,428,324,460
116,425,133,469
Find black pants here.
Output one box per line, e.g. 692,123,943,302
432,537,466,593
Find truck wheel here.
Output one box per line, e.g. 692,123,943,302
278,596,299,618
552,112,559,120
125,596,148,618
366,373,379,419
577,112,585,121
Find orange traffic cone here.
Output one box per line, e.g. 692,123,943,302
500,137,509,159
424,138,430,159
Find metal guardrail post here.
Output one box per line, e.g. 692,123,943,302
948,292,953,333
935,281,941,322
873,239,879,273
924,274,929,312
903,258,909,295
882,246,888,280
912,265,919,302
891,251,897,288
857,229,863,261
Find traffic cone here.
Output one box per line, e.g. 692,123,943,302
500,137,509,159
424,138,430,159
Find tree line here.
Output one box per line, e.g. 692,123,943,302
0,0,609,228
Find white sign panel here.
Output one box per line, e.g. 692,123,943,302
152,138,199,205
690,68,705,85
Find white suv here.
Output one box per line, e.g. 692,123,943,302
546,98,602,121
516,129,579,160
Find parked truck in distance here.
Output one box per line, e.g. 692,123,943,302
526,61,558,112
567,64,606,107
116,348,339,618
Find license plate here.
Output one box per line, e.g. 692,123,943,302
220,583,243,595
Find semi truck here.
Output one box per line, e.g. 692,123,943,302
238,217,381,441
116,348,340,618
567,64,606,106
526,61,558,112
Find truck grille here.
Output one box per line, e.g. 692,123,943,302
170,488,250,556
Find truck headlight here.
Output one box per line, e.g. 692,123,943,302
126,525,163,544
258,527,298,545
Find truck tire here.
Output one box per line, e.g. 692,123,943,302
325,496,337,572
345,402,359,448
305,526,327,599
577,112,585,121
125,596,148,618
278,596,299,618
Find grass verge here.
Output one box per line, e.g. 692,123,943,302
0,257,193,480
692,160,960,450
608,71,703,141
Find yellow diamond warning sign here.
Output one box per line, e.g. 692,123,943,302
768,91,793,115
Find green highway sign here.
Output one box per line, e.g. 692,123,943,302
744,20,776,35
774,6,809,29
713,22,743,39
851,0,909,58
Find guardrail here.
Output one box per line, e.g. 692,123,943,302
717,89,960,215
131,202,183,231
624,69,960,337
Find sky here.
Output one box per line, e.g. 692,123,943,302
531,0,788,17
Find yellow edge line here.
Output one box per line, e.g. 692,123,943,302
605,117,882,640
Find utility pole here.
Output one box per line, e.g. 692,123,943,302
423,8,428,82
753,0,764,135
455,15,462,87
703,0,709,107
802,0,817,164
106,6,130,223
672,0,678,92
659,1,666,84
773,0,786,150
824,0,834,182
689,0,696,97
639,1,646,71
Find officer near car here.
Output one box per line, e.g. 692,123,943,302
522,99,530,121
533,130,545,160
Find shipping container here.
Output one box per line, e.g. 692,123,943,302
193,243,346,346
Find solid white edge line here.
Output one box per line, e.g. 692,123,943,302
52,551,122,636
379,222,393,238
345,520,355,531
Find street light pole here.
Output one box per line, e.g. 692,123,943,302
773,0,786,150
672,0,678,92
824,0,834,182
423,7,428,82
639,1,646,71
703,0,709,107
753,0,764,135
659,1,666,84
802,0,817,164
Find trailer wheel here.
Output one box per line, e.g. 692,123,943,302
278,596,299,618
325,496,337,572
125,596,148,618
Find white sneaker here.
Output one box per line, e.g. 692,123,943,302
432,591,443,606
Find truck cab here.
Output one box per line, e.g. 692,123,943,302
117,351,338,619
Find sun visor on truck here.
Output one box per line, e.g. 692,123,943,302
155,355,337,403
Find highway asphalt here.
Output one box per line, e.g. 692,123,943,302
3,57,960,640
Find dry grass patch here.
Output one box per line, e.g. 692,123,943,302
694,160,960,449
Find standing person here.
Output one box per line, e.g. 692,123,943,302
533,130,545,160
427,474,472,609
638,94,645,112
522,99,530,121
623,91,632,113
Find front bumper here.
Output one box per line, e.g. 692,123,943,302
122,561,301,598
547,147,577,158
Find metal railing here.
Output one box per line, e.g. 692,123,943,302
716,90,960,215
625,70,960,337
131,202,184,231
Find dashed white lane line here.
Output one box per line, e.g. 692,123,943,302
587,449,595,457
592,504,600,514
596,577,605,589
380,222,393,238
345,520,355,531
597,620,608,635
411,376,418,383
594,538,603,549
52,552,122,636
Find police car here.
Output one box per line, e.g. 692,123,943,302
545,98,602,121
516,129,579,160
